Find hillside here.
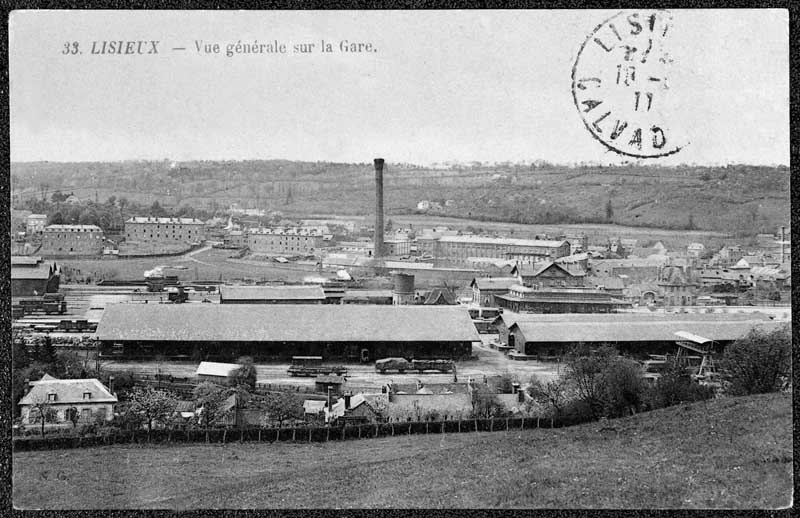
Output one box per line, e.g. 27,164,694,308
12,392,792,509
11,161,789,235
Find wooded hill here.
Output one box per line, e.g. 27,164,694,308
11,161,789,236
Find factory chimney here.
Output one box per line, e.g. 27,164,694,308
374,158,385,259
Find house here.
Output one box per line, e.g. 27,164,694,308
19,375,117,426
510,261,586,288
26,214,48,236
657,266,697,306
470,277,518,306
195,361,241,382
11,257,60,296
325,393,383,424
687,243,705,257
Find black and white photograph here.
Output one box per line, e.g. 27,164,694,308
8,8,792,509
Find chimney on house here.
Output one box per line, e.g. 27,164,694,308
374,158,385,259
344,392,352,410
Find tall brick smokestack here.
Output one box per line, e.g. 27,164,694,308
374,158,385,259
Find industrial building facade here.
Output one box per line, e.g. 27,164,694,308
430,236,570,263
96,304,479,361
40,224,105,255
124,217,205,243
248,228,323,254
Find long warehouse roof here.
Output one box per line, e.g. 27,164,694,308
96,304,480,343
219,285,325,301
511,320,781,343
495,311,775,326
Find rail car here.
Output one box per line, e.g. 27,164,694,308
375,357,455,374
287,356,348,377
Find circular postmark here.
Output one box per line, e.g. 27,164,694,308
572,10,685,158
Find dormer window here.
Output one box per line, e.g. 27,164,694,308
83,392,92,400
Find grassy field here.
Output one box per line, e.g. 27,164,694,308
13,392,792,509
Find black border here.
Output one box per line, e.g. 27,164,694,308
0,3,796,518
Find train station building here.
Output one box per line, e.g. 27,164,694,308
95,304,479,361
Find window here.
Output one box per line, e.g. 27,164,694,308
47,393,57,402
83,392,92,400
81,408,91,420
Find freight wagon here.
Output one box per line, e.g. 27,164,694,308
375,357,455,374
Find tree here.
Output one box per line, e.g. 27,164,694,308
263,392,303,427
526,376,570,417
106,195,117,207
563,345,645,419
470,385,508,418
193,382,233,430
49,211,65,225
722,325,791,396
605,199,614,222
228,356,257,390
127,385,178,435
644,359,714,410
29,396,57,437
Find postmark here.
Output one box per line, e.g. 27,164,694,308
572,10,685,158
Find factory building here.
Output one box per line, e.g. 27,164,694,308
96,304,479,361
40,224,105,255
426,235,570,263
219,285,326,304
125,217,205,244
248,227,323,255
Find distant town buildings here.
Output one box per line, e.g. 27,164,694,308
124,217,205,244
26,214,48,236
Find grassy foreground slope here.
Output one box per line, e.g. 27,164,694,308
13,393,792,509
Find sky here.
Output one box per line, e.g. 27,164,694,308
9,9,790,166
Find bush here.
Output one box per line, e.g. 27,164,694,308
722,325,791,396
644,360,715,410
563,345,646,419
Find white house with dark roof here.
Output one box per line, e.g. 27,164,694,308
19,375,117,426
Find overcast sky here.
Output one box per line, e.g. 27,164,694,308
9,9,789,165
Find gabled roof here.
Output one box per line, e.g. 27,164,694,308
11,256,42,266
11,263,52,280
423,288,457,305
97,304,480,343
196,362,241,377
511,261,585,278
19,378,117,406
219,285,325,301
494,311,773,327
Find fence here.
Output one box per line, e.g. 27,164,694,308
13,413,593,452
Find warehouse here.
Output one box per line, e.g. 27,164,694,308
219,285,326,304
96,304,479,361
493,311,775,347
508,318,781,359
